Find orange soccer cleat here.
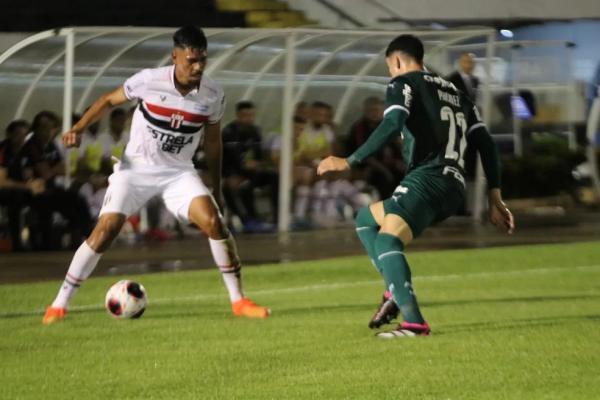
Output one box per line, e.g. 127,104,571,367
42,306,67,325
232,298,271,319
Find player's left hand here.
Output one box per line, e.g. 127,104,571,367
317,156,350,176
489,194,514,234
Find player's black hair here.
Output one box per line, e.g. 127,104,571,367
293,116,306,124
385,34,424,64
236,101,255,112
173,25,207,51
31,110,59,132
110,108,127,119
5,119,29,136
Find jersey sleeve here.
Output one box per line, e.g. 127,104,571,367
383,77,413,118
465,103,501,189
123,69,152,101
208,89,226,124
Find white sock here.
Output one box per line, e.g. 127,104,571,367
294,185,310,219
51,241,102,309
209,235,243,303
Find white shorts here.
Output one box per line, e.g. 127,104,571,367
99,165,211,222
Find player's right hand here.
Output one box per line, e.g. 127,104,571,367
62,130,82,148
488,189,514,234
317,156,350,176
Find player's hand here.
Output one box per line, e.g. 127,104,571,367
488,189,514,234
62,130,82,148
317,156,350,176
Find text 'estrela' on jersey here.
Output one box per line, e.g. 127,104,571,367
384,71,485,173
123,66,225,168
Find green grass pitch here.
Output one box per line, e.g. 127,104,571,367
1,241,599,399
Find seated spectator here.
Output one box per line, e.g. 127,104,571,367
272,109,366,229
18,111,93,250
345,96,405,198
0,120,44,251
79,108,130,220
99,107,129,172
270,116,313,227
222,101,278,232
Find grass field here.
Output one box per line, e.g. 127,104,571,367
1,241,599,399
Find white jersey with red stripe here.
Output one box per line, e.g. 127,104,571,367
122,66,225,169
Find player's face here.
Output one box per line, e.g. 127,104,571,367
172,47,207,85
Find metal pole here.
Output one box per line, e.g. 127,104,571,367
62,29,75,188
511,44,523,157
586,90,600,199
473,32,495,223
278,32,296,232
566,42,577,150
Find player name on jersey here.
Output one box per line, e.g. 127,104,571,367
437,90,461,107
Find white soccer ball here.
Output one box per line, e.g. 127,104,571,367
105,280,147,319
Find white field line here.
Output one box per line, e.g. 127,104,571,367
4,264,600,317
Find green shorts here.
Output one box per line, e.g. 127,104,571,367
383,165,465,238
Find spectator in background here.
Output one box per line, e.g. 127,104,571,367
77,114,103,180
270,116,314,227
294,101,309,121
100,107,128,172
293,102,366,227
446,53,479,102
79,108,130,219
0,120,45,251
19,111,93,250
222,101,278,232
300,101,336,160
345,97,405,198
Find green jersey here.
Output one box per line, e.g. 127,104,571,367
347,70,500,189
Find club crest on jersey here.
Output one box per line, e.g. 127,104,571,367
170,113,185,129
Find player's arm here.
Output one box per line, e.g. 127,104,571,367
63,87,129,148
204,121,224,211
317,109,407,175
467,110,514,234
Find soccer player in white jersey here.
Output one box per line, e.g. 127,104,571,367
43,26,270,324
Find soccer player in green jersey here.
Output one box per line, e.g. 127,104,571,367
317,34,514,338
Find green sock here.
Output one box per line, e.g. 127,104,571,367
355,206,382,274
374,233,425,324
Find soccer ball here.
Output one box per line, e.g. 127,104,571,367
105,280,147,319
